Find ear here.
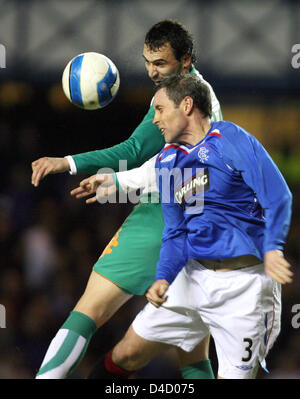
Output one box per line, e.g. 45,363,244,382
182,53,192,72
183,96,193,115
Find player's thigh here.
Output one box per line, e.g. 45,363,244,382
74,270,132,327
200,265,281,379
133,301,209,353
117,269,209,370
176,335,211,368
94,202,164,295
112,325,170,370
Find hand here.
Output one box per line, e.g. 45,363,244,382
264,250,293,284
31,157,70,187
146,279,169,308
70,174,117,204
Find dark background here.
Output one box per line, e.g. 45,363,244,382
0,0,299,379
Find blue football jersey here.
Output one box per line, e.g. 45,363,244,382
155,121,292,284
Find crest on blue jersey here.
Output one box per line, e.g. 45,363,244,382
198,146,210,163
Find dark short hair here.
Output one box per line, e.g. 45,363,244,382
145,20,196,65
155,74,212,118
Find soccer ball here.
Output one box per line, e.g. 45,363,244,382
62,52,120,110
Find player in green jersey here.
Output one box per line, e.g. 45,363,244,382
32,20,222,379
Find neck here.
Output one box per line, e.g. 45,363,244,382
179,118,211,146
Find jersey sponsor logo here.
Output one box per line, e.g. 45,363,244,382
160,153,176,163
174,168,209,205
159,144,188,162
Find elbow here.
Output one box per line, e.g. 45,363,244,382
285,188,293,207
279,188,293,217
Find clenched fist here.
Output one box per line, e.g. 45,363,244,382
146,279,169,308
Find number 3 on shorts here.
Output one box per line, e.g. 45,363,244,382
242,338,253,362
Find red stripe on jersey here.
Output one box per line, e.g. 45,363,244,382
208,131,222,138
164,144,189,154
159,144,189,161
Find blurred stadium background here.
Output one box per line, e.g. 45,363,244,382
0,0,299,379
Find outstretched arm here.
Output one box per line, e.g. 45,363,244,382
232,129,293,284
31,107,164,187
68,107,164,174
70,154,158,204
70,173,117,204
115,155,158,195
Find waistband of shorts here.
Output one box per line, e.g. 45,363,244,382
188,259,264,278
193,255,262,272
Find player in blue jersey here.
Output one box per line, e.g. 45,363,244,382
82,74,293,378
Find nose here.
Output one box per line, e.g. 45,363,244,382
153,110,159,126
148,63,158,79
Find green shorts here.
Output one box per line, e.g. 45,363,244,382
93,201,164,295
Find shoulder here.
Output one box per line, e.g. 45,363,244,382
213,121,254,142
193,69,213,93
193,69,206,85
213,121,264,163
193,69,221,113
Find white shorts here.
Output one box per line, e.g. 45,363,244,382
132,260,281,379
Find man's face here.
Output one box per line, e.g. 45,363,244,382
153,88,187,143
143,42,190,85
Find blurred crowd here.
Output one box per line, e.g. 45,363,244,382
0,86,299,379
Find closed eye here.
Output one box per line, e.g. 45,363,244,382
153,61,166,67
